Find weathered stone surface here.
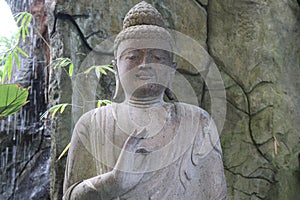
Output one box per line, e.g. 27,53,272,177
46,0,300,199
46,1,208,199
208,0,300,199
0,0,50,199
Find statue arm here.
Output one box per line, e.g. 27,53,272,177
63,110,146,200
193,109,228,199
62,111,122,200
202,114,228,200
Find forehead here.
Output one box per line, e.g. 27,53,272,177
121,48,170,56
116,38,173,59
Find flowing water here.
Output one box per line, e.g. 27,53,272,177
0,1,50,197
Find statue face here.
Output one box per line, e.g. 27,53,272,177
117,47,175,99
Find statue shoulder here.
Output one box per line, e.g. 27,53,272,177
174,102,211,121
75,103,114,129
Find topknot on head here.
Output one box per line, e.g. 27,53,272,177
122,1,164,29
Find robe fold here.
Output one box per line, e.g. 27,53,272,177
63,102,227,200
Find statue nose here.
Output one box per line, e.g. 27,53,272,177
138,55,152,69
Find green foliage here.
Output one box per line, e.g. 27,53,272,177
57,142,71,161
44,63,115,121
0,12,32,119
84,64,115,78
40,103,70,120
97,99,112,108
15,12,33,42
0,12,31,83
54,57,74,77
0,84,29,118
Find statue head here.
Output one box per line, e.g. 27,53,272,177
113,1,176,102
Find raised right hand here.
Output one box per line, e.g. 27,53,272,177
112,128,151,193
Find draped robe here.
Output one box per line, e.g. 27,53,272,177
63,102,227,200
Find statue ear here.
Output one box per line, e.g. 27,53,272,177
112,60,125,102
172,61,177,70
164,62,177,101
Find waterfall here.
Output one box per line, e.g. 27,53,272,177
0,0,50,199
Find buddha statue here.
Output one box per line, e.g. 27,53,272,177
63,1,228,199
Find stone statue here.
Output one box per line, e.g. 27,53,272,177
63,1,228,199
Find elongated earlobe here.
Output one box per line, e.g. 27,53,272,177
164,62,176,100
112,60,124,102
172,62,177,69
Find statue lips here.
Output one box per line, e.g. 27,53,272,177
135,70,155,80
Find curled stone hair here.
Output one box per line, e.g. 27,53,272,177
114,1,174,57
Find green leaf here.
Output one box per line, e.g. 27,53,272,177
69,63,73,77
84,65,115,76
16,12,26,24
24,26,29,38
6,54,13,81
51,106,60,119
0,84,29,118
54,58,72,68
97,99,112,108
60,104,68,113
40,103,69,120
57,143,71,161
100,65,115,74
20,14,32,34
16,47,28,57
13,51,20,69
83,65,97,74
25,15,32,26
39,110,48,120
97,100,102,108
102,100,112,105
98,66,107,75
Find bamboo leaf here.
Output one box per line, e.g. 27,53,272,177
25,15,32,26
98,66,107,75
21,27,26,42
40,103,69,120
40,110,48,120
60,104,68,113
57,143,71,161
5,54,13,81
97,100,101,108
51,106,61,119
24,26,29,38
102,100,111,105
16,47,28,57
0,84,29,118
69,63,73,77
13,51,20,69
100,65,115,74
21,13,27,27
54,58,71,68
83,65,97,74
97,99,111,108
16,12,26,24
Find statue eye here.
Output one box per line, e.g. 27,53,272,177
126,55,138,61
153,55,167,62
154,55,161,61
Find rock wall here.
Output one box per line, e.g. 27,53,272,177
45,0,300,199
0,0,50,199
208,0,300,199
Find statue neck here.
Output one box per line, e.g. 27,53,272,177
125,95,164,108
